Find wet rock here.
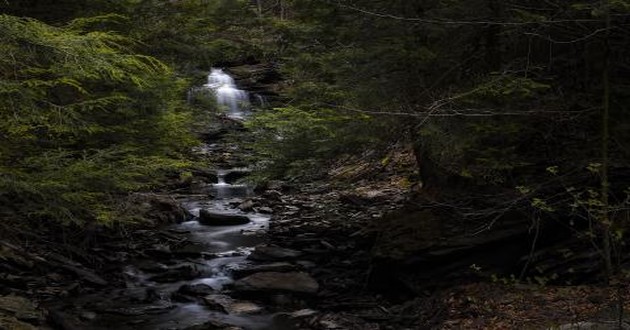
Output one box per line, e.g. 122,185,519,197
247,246,302,261
177,283,214,296
145,244,172,258
237,200,255,212
233,272,319,294
183,320,243,330
224,169,251,184
190,168,219,182
257,207,273,214
140,195,190,224
232,262,296,279
105,301,174,316
0,295,43,323
202,294,262,315
198,210,250,226
149,265,199,282
173,243,207,258
79,311,97,321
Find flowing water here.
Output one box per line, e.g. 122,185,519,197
203,68,250,119
57,70,283,329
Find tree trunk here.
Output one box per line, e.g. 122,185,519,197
600,0,613,284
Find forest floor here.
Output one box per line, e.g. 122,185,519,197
245,149,630,330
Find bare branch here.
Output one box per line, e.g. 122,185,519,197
321,0,606,26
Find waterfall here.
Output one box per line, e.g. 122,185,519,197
203,68,249,119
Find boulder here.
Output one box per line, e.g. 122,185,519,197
247,246,302,261
198,210,250,226
233,272,319,294
0,295,42,323
202,294,262,315
237,200,255,212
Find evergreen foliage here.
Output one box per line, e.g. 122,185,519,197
0,14,194,226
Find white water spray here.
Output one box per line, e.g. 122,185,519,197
203,68,249,119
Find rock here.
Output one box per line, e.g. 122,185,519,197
228,302,263,315
145,244,172,258
183,320,243,330
232,262,296,278
198,210,250,226
262,190,283,201
237,200,255,212
63,264,109,286
106,301,174,316
247,246,302,261
139,195,190,224
224,169,251,184
190,168,219,182
233,272,319,294
79,311,97,321
296,261,317,269
0,296,42,323
203,294,262,315
149,265,199,283
172,243,207,258
272,309,318,329
177,284,214,296
0,315,37,330
257,207,273,214
136,261,169,273
553,322,630,330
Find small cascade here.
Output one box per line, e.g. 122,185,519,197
203,68,249,119
211,168,252,200
215,170,228,186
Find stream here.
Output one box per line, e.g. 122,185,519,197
55,69,289,330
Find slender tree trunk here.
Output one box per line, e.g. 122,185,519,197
601,0,612,284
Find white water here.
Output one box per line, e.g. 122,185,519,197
204,68,249,119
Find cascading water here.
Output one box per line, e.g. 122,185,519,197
54,68,280,330
203,68,249,119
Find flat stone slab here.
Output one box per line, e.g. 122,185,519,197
198,210,250,226
233,272,319,294
203,294,263,315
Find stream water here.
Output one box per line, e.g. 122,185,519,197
58,70,285,329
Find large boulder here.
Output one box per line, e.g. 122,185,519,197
198,210,250,226
233,272,319,294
